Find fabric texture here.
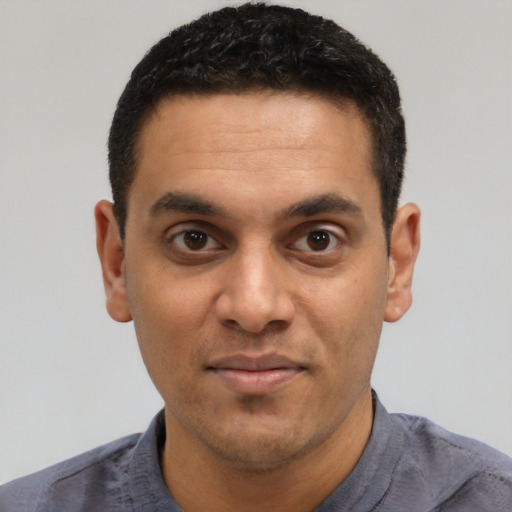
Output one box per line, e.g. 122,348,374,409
1,395,511,511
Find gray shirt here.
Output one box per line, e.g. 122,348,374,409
1,395,511,511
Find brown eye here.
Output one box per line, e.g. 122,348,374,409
167,226,223,255
307,231,332,251
183,231,208,250
291,228,341,253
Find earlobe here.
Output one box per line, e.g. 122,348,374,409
94,200,132,323
384,203,421,323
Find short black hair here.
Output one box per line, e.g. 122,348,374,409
108,2,405,243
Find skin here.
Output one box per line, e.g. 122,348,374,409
95,92,420,511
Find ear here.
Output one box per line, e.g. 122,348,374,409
94,200,132,322
384,203,421,323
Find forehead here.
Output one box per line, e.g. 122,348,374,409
130,92,379,219
139,91,370,159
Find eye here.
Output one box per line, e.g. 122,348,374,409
292,230,340,252
172,230,221,251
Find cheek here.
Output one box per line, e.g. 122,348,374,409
301,264,388,330
298,265,387,371
128,256,215,330
126,266,215,382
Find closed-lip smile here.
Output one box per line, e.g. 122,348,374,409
207,354,305,395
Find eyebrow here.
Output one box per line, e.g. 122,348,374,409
149,192,225,217
285,193,362,218
149,191,362,220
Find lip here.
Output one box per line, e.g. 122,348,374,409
207,355,305,395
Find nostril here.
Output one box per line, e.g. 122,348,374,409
220,318,241,330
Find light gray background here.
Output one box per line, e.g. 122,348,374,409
1,0,511,484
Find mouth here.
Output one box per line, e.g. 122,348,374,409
206,355,305,395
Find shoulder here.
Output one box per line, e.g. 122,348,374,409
394,412,512,475
0,433,140,512
392,412,512,511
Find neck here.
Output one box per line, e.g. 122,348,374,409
161,390,374,512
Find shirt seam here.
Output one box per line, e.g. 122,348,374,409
366,430,409,512
406,415,503,469
432,471,512,511
34,441,138,512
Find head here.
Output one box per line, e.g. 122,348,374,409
96,2,420,480
108,2,406,245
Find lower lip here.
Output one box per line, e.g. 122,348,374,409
210,368,303,395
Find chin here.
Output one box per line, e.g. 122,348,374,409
199,416,333,474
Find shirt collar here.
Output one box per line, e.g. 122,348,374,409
127,391,404,512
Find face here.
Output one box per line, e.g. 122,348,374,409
97,92,418,471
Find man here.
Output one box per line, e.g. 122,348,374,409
1,3,511,511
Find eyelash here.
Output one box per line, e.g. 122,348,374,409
291,230,341,252
165,226,343,255
171,230,223,252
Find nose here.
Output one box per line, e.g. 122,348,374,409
215,246,295,333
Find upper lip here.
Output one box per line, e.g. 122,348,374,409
207,354,304,371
